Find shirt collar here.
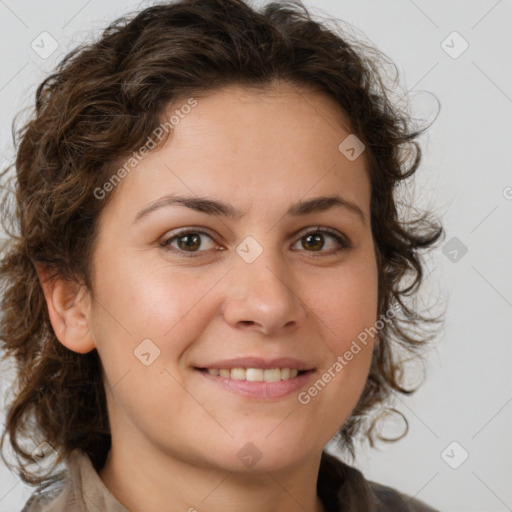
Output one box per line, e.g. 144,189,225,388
67,449,130,512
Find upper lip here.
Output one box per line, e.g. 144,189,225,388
195,357,315,371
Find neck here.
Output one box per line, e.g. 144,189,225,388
99,439,326,512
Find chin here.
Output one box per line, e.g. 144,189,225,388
204,432,319,474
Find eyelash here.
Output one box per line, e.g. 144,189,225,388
159,226,352,258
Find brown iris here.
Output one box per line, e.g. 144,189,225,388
177,233,201,251
302,233,324,251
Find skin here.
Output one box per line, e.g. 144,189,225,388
38,81,379,512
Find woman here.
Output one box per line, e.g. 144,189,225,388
0,0,444,510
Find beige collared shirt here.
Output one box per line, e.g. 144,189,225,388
21,450,129,512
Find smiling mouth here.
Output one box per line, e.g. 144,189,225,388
195,367,310,382
194,366,315,399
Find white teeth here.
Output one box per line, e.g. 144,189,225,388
246,368,264,382
230,368,246,380
263,368,282,382
205,367,304,381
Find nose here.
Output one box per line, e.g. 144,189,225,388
221,248,307,336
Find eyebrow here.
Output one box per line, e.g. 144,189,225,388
133,194,366,225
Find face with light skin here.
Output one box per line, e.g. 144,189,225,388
38,81,379,512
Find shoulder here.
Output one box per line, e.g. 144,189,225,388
19,449,128,512
368,480,440,512
319,450,441,512
19,450,93,512
20,478,73,512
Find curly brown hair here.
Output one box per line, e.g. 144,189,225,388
0,0,444,487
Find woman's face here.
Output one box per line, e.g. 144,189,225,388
86,82,379,472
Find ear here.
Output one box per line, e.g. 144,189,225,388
36,263,96,354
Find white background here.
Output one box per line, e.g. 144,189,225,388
0,1,511,511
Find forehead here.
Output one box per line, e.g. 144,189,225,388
169,81,355,156
102,81,370,221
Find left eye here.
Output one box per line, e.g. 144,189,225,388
291,229,350,254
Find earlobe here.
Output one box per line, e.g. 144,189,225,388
36,264,96,354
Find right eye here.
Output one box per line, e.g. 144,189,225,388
160,229,220,257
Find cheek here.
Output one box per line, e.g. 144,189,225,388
88,257,223,430
89,254,226,368
299,254,378,419
308,255,379,353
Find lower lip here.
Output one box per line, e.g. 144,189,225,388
196,369,315,399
